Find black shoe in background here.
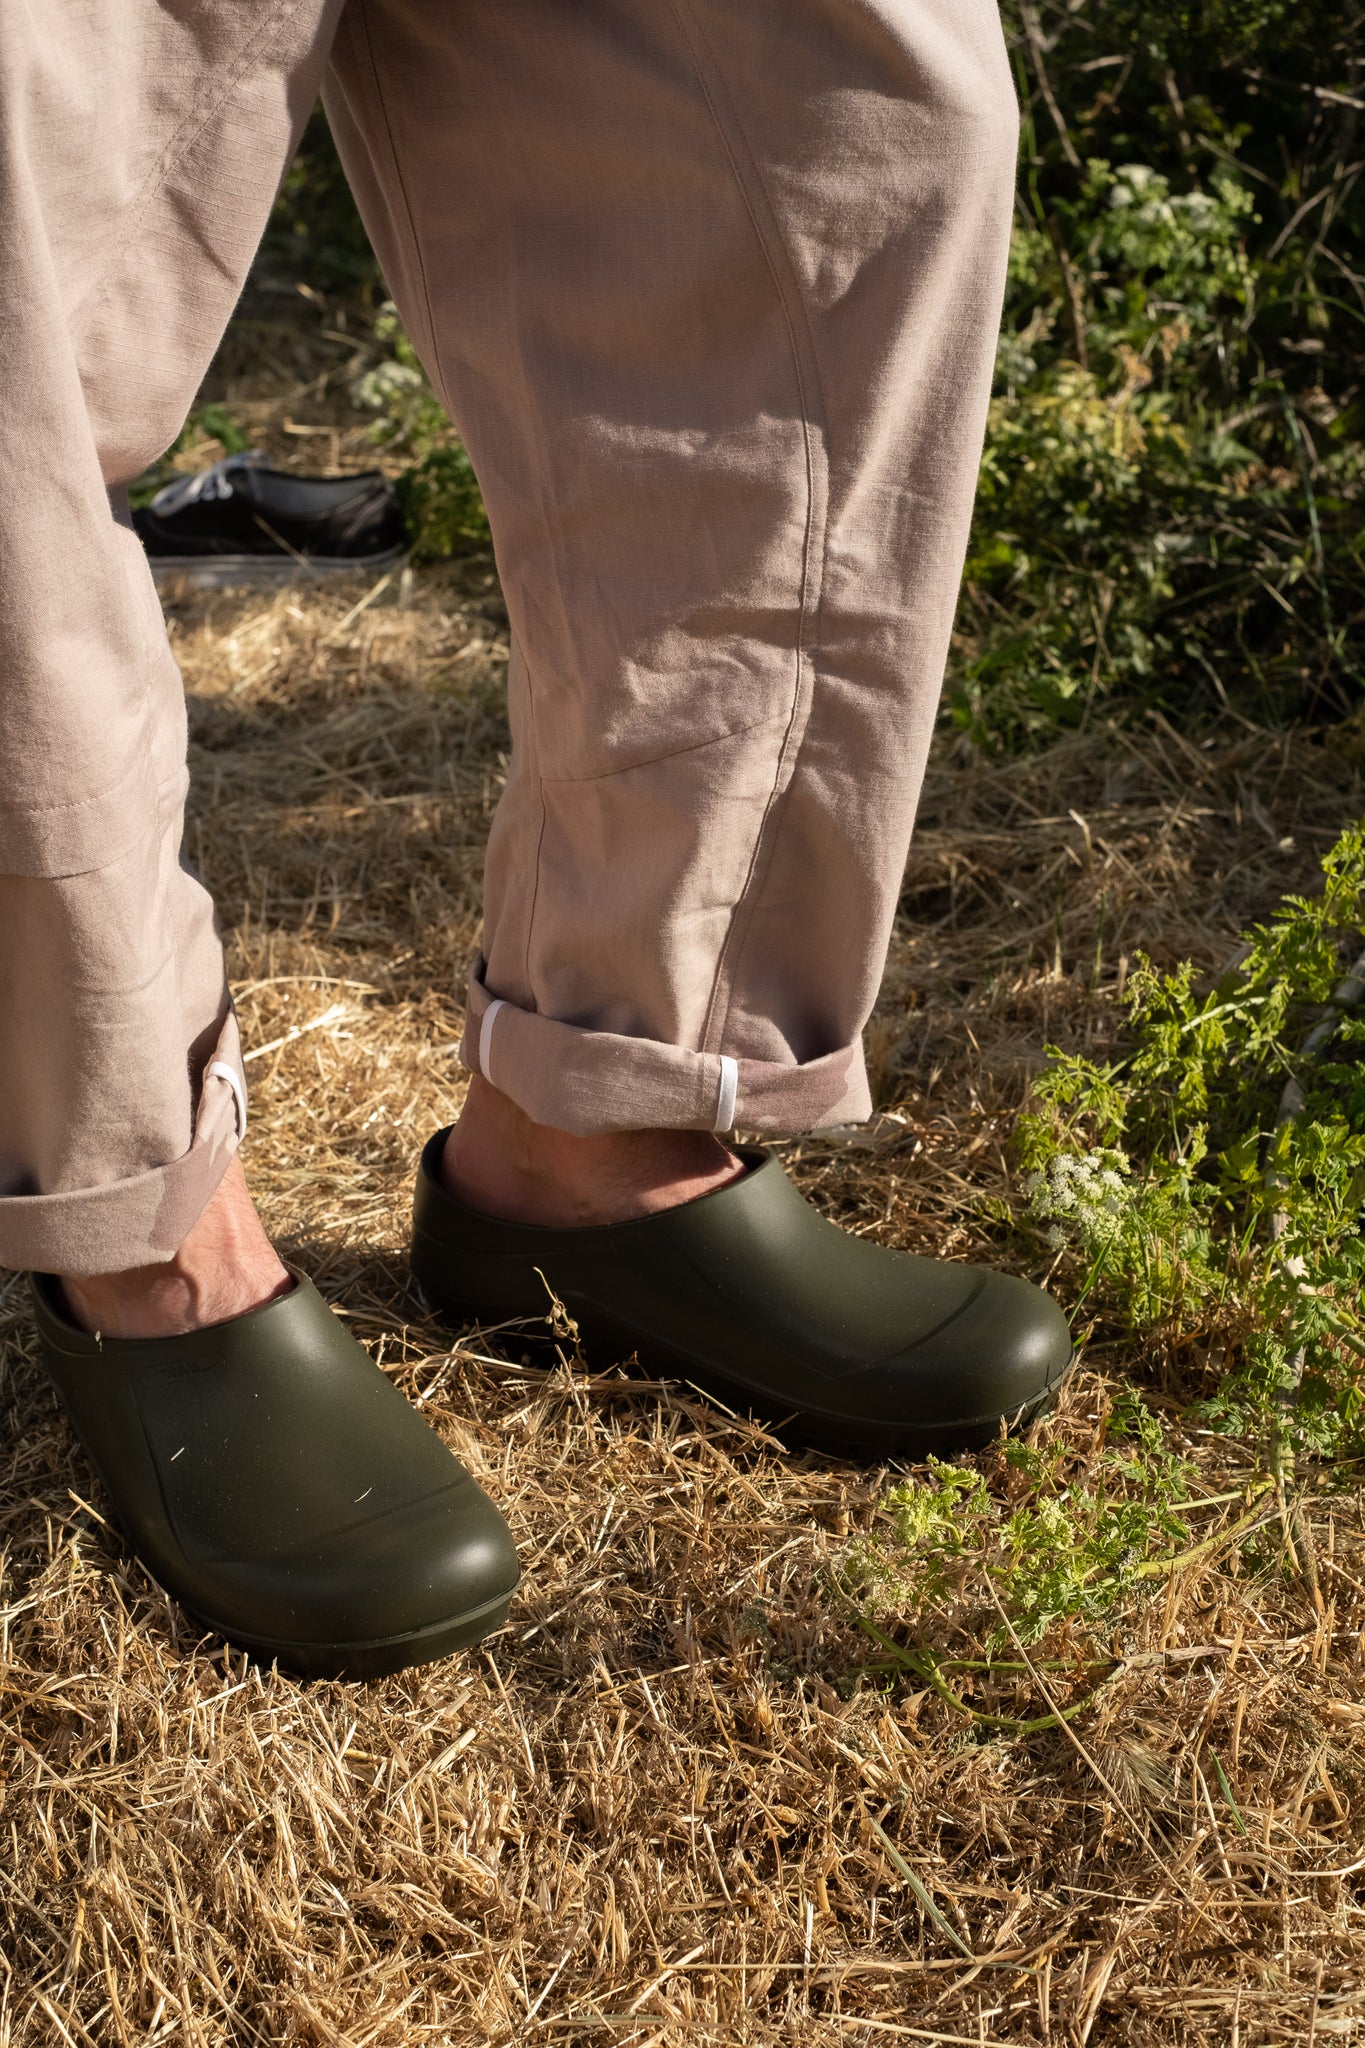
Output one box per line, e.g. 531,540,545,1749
132,451,408,590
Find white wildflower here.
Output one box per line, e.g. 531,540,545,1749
1027,1148,1133,1252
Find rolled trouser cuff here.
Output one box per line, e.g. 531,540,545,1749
460,968,871,1136
0,1013,247,1278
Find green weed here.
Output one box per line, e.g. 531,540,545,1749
955,1,1363,742
842,1410,1195,1651
846,822,1365,1704
1019,820,1365,1449
349,304,492,564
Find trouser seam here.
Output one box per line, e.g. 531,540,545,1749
338,1,445,388
665,0,832,1064
524,765,548,1010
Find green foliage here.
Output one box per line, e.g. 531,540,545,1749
973,161,1264,738
180,404,252,459
842,1410,1195,1649
263,106,381,297
846,825,1365,1680
349,305,492,563
954,4,1363,744
1016,819,1365,1460
394,444,494,566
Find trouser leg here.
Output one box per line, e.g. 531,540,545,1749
325,0,1017,1137
0,0,339,1275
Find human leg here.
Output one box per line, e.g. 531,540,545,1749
442,1074,745,1230
325,0,1021,1142
3,0,519,1671
0,0,343,1293
327,0,1070,1444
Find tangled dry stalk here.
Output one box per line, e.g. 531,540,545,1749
5,294,1365,2041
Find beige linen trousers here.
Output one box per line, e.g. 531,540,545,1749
0,0,1018,1277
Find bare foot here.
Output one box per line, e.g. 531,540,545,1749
61,1154,292,1340
441,1074,746,1228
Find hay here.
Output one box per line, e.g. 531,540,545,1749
3,565,1363,2043
5,285,1365,2039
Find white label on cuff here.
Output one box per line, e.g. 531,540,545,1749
207,1059,247,1139
479,998,506,1084
714,1054,738,1133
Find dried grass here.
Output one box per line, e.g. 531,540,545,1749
5,307,1365,2041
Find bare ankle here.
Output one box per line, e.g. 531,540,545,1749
61,1155,290,1340
442,1075,745,1227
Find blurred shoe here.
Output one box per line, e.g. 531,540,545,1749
132,451,408,590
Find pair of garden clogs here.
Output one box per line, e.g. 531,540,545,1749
31,1133,1072,1678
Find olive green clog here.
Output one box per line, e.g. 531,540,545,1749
31,1272,519,1678
411,1131,1072,1459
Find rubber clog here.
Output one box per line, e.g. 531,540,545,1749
31,1272,519,1678
411,1132,1073,1459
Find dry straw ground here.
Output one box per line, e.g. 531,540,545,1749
5,311,1365,2045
